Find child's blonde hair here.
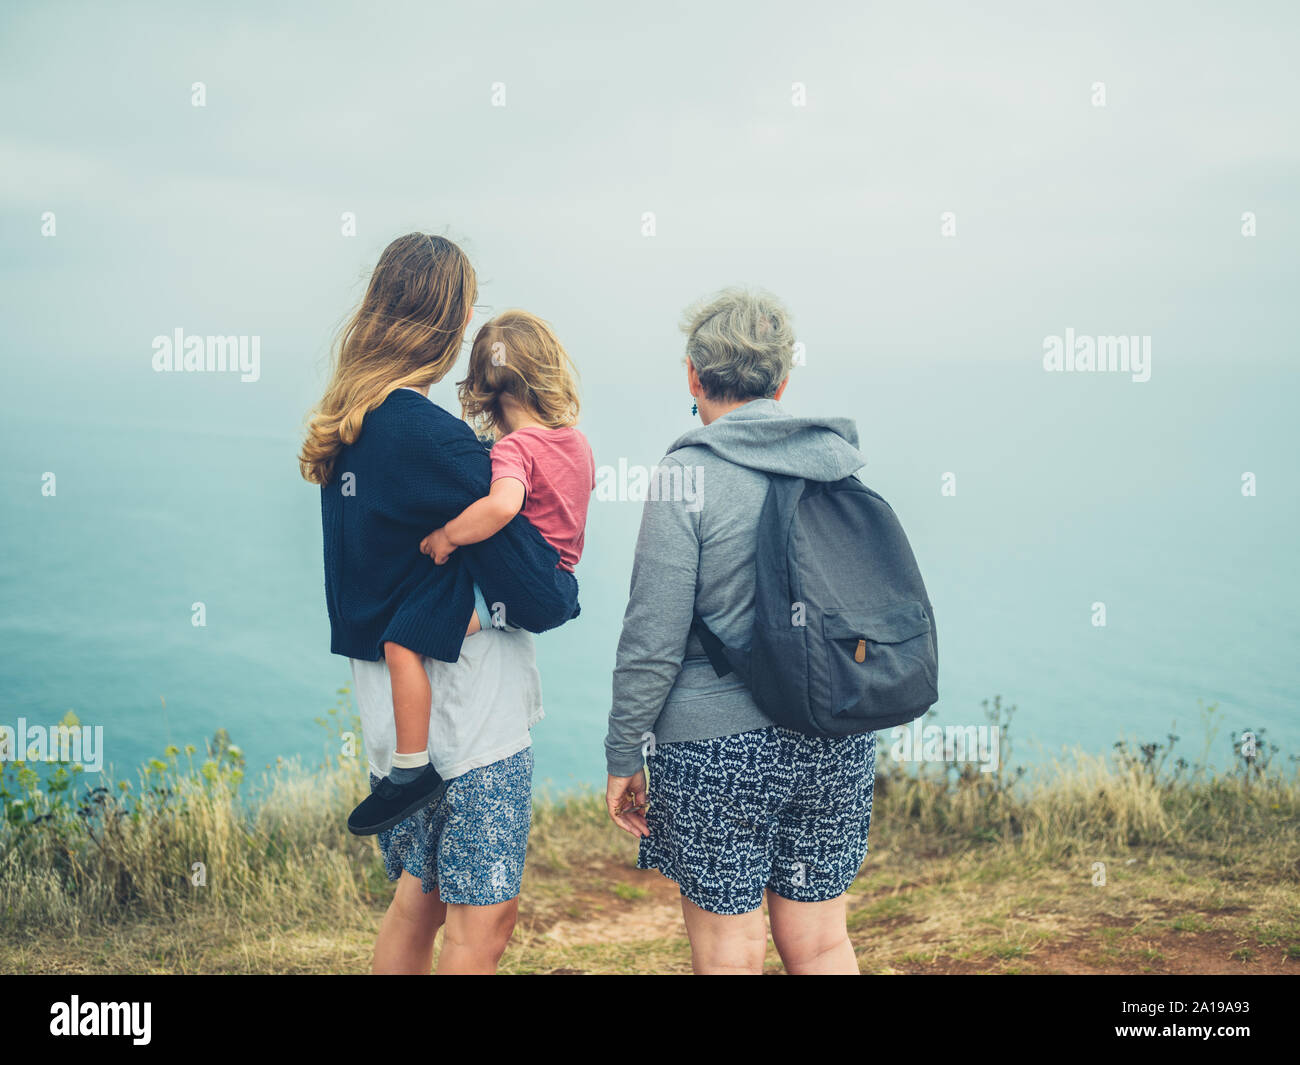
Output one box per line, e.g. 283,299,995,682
458,310,580,438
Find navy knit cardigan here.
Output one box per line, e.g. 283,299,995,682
320,389,579,663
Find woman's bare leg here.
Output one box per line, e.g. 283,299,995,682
436,898,519,974
679,896,767,974
373,871,446,974
767,891,858,974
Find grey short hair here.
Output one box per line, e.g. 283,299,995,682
681,287,795,401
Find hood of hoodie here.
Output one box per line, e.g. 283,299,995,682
664,398,865,481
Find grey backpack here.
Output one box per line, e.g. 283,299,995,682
692,473,938,738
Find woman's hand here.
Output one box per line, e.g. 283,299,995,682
419,527,457,564
606,770,650,838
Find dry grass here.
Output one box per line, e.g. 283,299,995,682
2,699,1297,974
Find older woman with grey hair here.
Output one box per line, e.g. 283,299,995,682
604,288,877,974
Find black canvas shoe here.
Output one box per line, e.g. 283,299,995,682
347,764,444,836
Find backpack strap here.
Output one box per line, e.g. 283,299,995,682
690,615,734,678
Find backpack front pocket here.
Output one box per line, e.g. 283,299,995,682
821,601,937,719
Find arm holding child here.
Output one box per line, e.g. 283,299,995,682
421,477,526,564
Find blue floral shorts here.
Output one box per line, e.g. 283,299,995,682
638,727,876,916
369,746,533,905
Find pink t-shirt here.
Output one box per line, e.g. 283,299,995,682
490,426,595,572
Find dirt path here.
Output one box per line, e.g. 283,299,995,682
515,861,1299,975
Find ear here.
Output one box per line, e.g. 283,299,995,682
773,376,790,401
686,358,701,395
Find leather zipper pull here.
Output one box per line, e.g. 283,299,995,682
854,638,867,663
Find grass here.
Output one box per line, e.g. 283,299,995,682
1,696,1297,974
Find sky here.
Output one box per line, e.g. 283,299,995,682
3,2,1296,428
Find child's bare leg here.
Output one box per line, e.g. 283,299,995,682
466,610,481,636
346,643,441,834
384,641,430,766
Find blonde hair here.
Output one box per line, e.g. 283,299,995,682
458,310,580,438
299,233,478,485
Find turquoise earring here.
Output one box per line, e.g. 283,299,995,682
691,398,698,415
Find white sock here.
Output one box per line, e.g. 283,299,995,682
390,749,430,783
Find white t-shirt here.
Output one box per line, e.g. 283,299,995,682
351,626,543,780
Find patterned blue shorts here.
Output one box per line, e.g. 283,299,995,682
638,727,876,916
369,746,533,905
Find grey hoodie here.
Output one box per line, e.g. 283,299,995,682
604,399,867,776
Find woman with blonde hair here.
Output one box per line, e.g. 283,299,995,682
301,233,578,974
